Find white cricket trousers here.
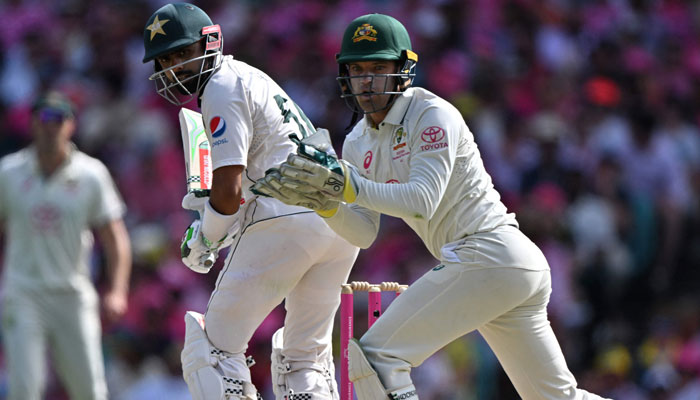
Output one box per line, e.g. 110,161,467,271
360,225,608,400
1,285,107,400
205,211,359,380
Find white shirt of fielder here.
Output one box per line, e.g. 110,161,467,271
0,145,125,291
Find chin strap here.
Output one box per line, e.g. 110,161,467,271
345,110,361,131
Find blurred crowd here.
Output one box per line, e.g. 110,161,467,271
1,0,699,399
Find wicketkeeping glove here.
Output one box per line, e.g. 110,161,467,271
250,168,340,214
180,219,225,274
278,131,358,203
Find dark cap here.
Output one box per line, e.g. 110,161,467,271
32,91,75,118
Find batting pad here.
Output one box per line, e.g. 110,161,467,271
347,339,390,399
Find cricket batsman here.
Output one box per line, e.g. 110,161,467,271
142,3,359,399
254,13,611,400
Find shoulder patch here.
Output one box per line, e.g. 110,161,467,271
210,116,226,138
419,126,448,151
420,126,445,143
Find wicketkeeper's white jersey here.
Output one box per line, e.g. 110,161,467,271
200,55,315,222
0,146,125,291
340,87,518,261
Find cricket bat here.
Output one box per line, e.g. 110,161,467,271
179,108,212,197
179,108,216,268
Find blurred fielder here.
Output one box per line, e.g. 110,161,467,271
254,13,611,400
142,3,359,399
0,91,132,400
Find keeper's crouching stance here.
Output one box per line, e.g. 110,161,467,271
253,13,611,400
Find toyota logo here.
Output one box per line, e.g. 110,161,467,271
421,126,445,143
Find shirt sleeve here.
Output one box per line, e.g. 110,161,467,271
201,78,253,170
323,203,380,249
91,161,126,227
320,138,381,248
353,105,461,220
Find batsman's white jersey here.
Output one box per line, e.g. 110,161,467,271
327,88,608,399
202,55,322,224
196,56,359,395
0,145,124,400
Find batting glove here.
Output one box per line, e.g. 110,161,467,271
182,192,209,217
251,168,340,216
180,219,224,274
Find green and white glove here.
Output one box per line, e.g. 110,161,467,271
180,219,225,274
279,130,358,204
251,168,340,215
181,192,208,217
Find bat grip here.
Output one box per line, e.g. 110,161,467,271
202,252,217,268
192,189,211,198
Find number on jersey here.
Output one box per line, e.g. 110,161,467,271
274,94,315,138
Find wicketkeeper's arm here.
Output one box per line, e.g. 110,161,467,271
321,202,380,249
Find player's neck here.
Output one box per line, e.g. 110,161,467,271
36,143,70,177
367,109,389,128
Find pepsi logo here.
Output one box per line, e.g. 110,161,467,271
210,116,226,138
421,126,445,143
363,151,373,169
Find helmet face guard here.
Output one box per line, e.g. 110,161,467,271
336,55,416,114
148,24,223,106
335,14,418,116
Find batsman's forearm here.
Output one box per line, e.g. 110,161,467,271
210,165,245,215
323,203,380,249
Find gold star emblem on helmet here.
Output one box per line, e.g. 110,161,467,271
146,15,169,40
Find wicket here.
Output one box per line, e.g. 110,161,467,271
340,281,408,400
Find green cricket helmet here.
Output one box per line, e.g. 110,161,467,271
336,14,418,115
142,2,223,105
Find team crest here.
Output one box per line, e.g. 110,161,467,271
393,127,406,147
391,127,410,161
146,15,169,40
352,24,378,42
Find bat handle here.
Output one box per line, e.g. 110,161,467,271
202,252,217,268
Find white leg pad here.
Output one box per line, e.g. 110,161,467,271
271,328,286,400
185,365,225,400
348,339,419,400
271,327,338,400
182,311,260,400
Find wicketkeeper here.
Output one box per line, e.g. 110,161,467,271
254,13,611,400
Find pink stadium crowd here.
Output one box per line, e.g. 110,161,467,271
1,0,699,398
